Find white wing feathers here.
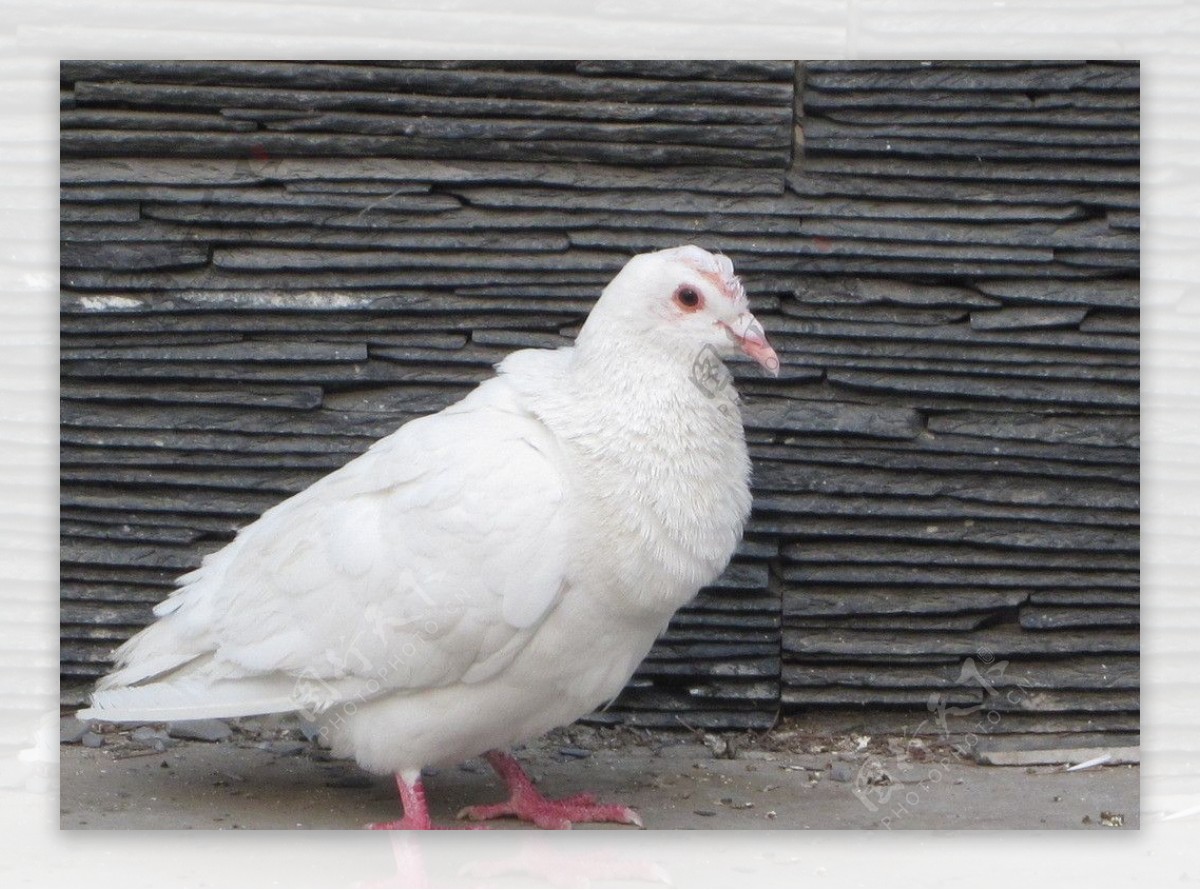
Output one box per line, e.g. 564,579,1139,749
81,373,571,723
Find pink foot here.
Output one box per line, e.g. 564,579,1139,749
366,771,487,830
457,750,643,830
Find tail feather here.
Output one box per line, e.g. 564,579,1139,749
78,676,305,724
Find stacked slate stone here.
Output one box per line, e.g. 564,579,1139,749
60,60,1139,743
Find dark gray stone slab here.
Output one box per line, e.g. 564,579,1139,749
60,202,141,223
1107,209,1139,230
801,118,1139,149
742,397,922,440
609,682,779,711
61,401,412,440
788,169,1140,209
827,368,1139,409
450,185,808,216
62,60,794,105
471,329,572,350
786,276,1000,308
783,626,1139,657
751,492,1138,530
782,655,1138,690
785,194,1088,223
703,561,770,592
60,289,589,319
798,155,1138,186
61,108,257,132
768,329,1138,371
763,316,1136,355
62,484,283,519
790,612,997,632
61,265,611,292
806,61,1079,72
1080,310,1139,334
970,307,1090,330
62,130,787,169
637,656,781,681
781,540,1136,571
805,64,1137,94
61,341,367,363
75,80,788,125
820,106,1138,131
59,520,202,546
986,689,1140,714
926,411,1138,448
779,349,1138,385
1056,249,1139,270
59,560,192,588
752,428,1138,471
60,382,326,411
782,586,1030,618
782,686,980,708
792,218,1137,252
749,459,1137,511
585,710,776,731
61,601,156,626
61,465,316,497
1019,606,1140,629
576,60,795,82
588,229,1054,263
60,539,203,572
63,183,455,211
60,221,572,255
764,513,1137,553
777,562,1137,589
261,112,789,150
804,87,1035,112
974,278,1138,309
61,358,492,388
61,158,786,195
753,445,1137,487
668,611,780,631
1032,89,1140,110
781,303,968,326
805,135,1139,164
60,445,349,472
318,384,468,415
1028,589,1140,606
60,507,244,538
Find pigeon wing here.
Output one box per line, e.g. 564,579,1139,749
82,379,570,722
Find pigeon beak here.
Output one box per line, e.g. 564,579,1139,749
723,313,780,377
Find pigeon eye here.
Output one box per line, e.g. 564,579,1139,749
675,287,702,311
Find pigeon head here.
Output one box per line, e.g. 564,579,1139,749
578,245,779,377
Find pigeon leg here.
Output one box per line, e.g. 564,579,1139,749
457,750,643,830
367,770,485,830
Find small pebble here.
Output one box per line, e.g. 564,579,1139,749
60,718,90,744
81,731,104,749
130,726,173,750
167,719,231,742
694,809,716,817
261,740,307,756
558,746,591,759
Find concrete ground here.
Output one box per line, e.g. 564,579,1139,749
59,719,1138,831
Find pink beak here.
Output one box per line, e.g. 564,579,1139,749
723,313,780,377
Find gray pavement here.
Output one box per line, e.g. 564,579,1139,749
60,719,1138,831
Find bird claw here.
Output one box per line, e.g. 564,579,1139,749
456,795,643,830
366,818,489,830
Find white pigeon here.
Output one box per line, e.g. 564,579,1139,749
78,245,779,829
